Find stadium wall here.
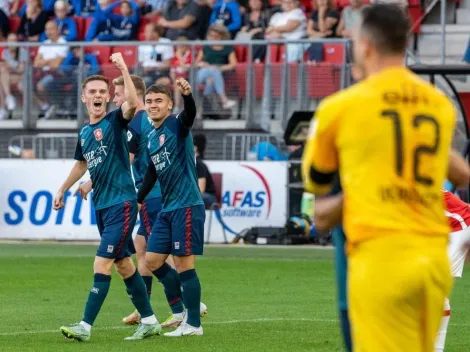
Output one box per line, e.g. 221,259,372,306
0,160,288,243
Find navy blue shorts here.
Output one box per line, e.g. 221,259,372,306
137,197,162,239
95,200,138,261
147,205,205,256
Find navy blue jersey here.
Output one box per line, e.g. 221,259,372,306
147,114,203,212
74,108,137,210
128,110,161,200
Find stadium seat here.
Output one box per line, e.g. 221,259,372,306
85,46,111,64
408,6,423,34
270,63,299,98
268,44,281,63
84,17,93,37
323,43,346,64
112,46,137,68
234,45,246,63
205,173,228,244
307,62,341,98
235,63,265,99
9,17,21,33
74,16,85,40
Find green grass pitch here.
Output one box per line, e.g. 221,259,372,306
0,243,469,351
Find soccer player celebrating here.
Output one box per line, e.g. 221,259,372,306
302,4,470,351
138,79,206,337
53,53,161,342
74,75,208,327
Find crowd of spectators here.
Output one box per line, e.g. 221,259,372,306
0,0,373,119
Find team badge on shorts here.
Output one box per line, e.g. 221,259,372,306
94,128,103,141
107,245,114,253
159,134,165,146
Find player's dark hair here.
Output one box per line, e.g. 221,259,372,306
359,4,410,55
193,134,207,158
113,75,146,97
144,84,173,102
81,75,109,91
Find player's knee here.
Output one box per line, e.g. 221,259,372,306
173,255,195,273
145,252,166,271
114,257,136,279
93,256,114,275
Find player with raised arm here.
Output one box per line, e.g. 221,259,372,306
138,79,206,337
302,4,470,351
75,75,208,327
53,53,161,342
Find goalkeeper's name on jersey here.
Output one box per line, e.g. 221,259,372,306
380,184,440,207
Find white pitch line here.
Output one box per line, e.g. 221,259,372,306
0,317,467,337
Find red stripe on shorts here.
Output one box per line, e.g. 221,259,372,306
142,201,151,235
443,309,451,317
116,201,131,256
185,207,192,256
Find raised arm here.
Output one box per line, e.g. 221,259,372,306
176,78,196,130
111,52,138,120
137,163,158,205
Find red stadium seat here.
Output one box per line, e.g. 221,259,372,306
112,46,137,67
307,62,341,98
9,17,21,33
323,43,346,64
235,63,264,99
29,47,39,60
74,16,85,40
268,44,281,63
0,46,5,59
85,46,111,64
84,17,93,38
234,45,246,62
408,6,423,34
270,63,298,98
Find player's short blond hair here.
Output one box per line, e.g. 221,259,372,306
113,75,146,98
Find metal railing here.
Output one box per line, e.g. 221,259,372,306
0,38,350,131
222,132,287,160
8,133,77,158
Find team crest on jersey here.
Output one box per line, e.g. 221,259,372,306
159,134,165,146
127,131,132,142
94,128,103,141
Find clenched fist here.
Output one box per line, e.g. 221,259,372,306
110,52,128,72
176,78,192,96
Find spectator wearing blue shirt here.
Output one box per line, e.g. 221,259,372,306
84,0,113,41
210,0,242,38
40,1,78,41
18,0,56,16
71,0,98,16
86,0,139,41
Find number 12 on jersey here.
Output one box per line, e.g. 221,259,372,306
381,110,440,186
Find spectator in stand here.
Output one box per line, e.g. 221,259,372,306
33,20,68,119
18,0,48,42
84,0,113,41
138,0,169,16
265,0,307,62
0,33,26,119
40,1,78,41
171,35,192,108
464,43,470,65
159,0,200,40
48,47,100,116
138,23,174,88
193,134,217,209
306,0,338,61
86,0,140,41
198,0,214,39
17,0,56,16
209,0,242,38
236,0,271,61
71,0,98,16
307,0,338,38
196,24,236,109
1,0,20,37
336,0,364,38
